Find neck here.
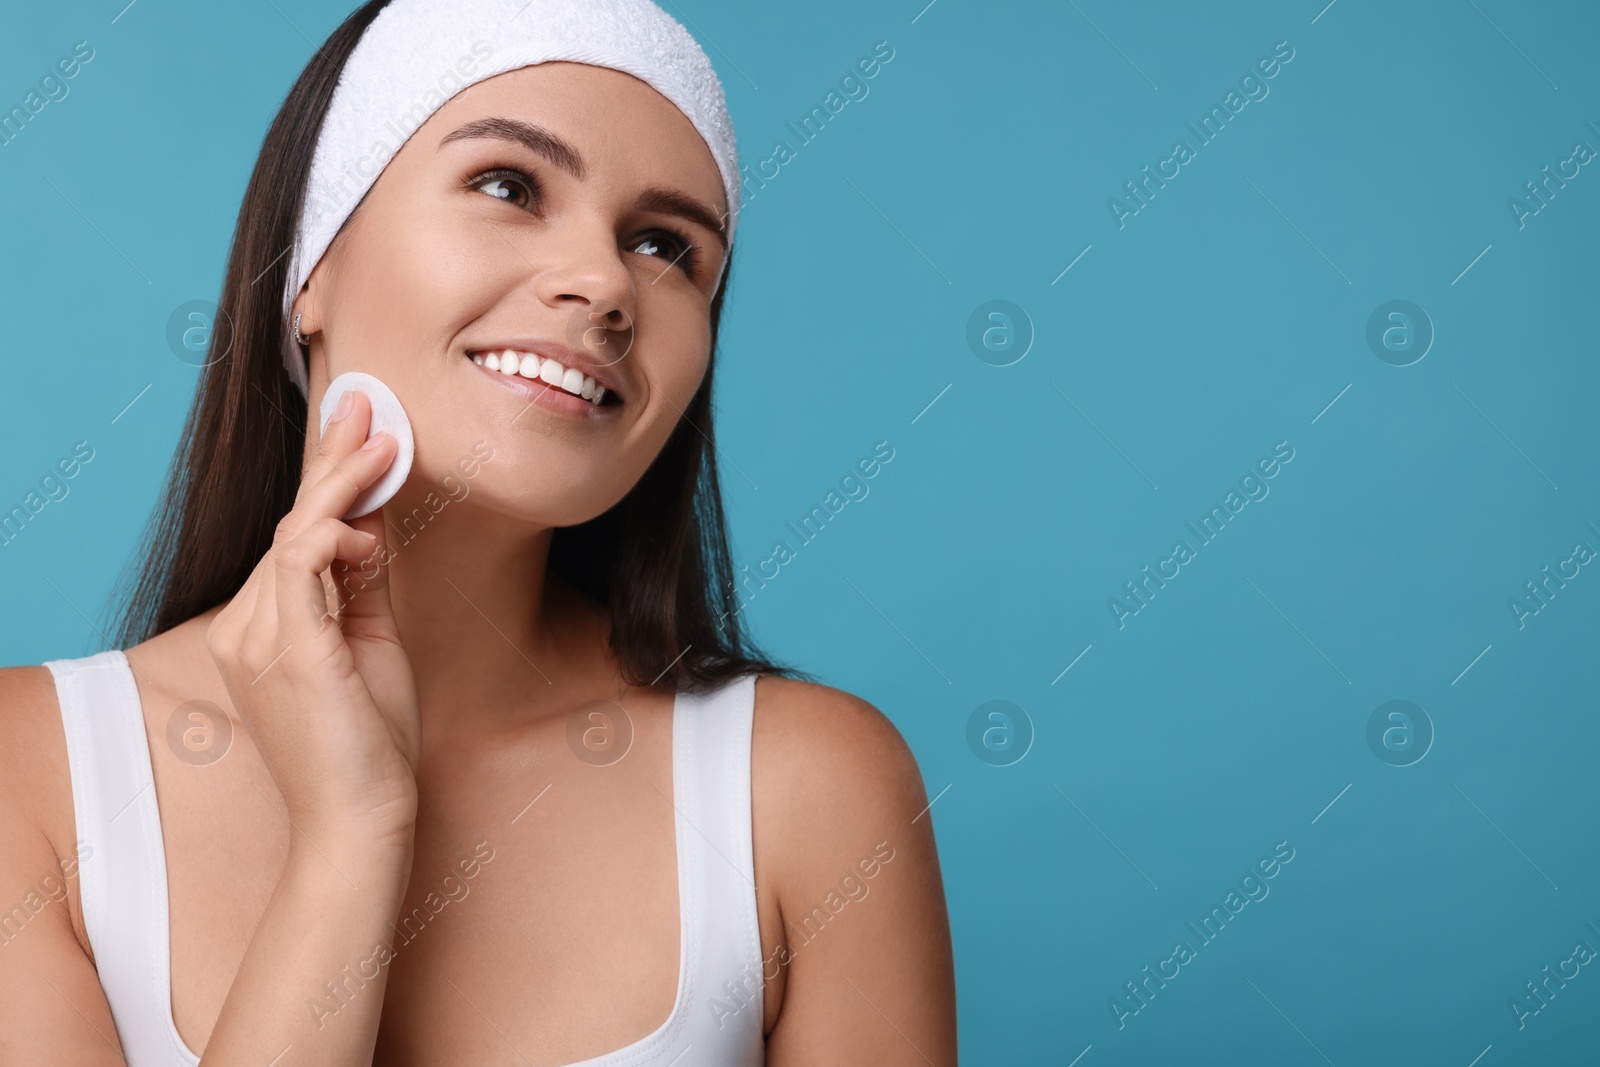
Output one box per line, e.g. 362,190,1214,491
378,485,614,735
153,484,620,745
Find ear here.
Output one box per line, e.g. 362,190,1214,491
290,284,330,398
296,265,336,390
291,277,322,339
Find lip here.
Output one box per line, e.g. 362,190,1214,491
467,357,619,419
464,338,629,402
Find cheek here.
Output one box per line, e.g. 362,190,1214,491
323,212,523,449
323,204,494,382
630,316,711,470
636,280,714,402
600,310,712,485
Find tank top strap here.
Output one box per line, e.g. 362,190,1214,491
44,649,199,1067
669,670,767,1059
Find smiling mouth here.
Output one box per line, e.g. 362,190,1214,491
469,349,622,407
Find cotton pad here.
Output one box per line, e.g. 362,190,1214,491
318,371,415,519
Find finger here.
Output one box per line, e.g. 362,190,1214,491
297,388,391,512
227,557,270,652
278,429,399,544
211,544,276,657
330,507,398,634
239,559,285,679
273,516,383,645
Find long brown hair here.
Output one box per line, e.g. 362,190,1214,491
110,0,811,694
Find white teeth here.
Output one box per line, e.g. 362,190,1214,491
473,350,611,406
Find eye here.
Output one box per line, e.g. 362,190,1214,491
629,228,700,279
465,165,539,210
464,164,703,280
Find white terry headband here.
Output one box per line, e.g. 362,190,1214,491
279,0,741,399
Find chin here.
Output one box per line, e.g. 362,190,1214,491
426,465,633,531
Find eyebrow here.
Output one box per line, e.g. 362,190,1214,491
438,116,728,247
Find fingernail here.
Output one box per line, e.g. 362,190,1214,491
330,391,354,423
360,430,389,450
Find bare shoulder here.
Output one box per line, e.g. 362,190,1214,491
748,673,936,901
0,661,88,944
0,663,83,911
0,663,73,847
0,661,127,1061
0,662,64,731
750,674,930,836
748,675,957,1062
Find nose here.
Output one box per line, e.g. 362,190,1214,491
532,216,636,352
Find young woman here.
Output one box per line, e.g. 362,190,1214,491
0,1,956,1063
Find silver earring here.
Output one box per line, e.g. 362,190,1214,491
293,313,309,347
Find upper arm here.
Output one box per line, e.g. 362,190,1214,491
751,676,956,1066
0,665,127,1065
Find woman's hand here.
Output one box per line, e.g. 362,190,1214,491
205,389,421,856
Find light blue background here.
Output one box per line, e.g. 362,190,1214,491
4,1,1598,1063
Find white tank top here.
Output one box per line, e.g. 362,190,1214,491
45,649,768,1066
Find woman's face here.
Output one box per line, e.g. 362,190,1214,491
295,61,730,528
